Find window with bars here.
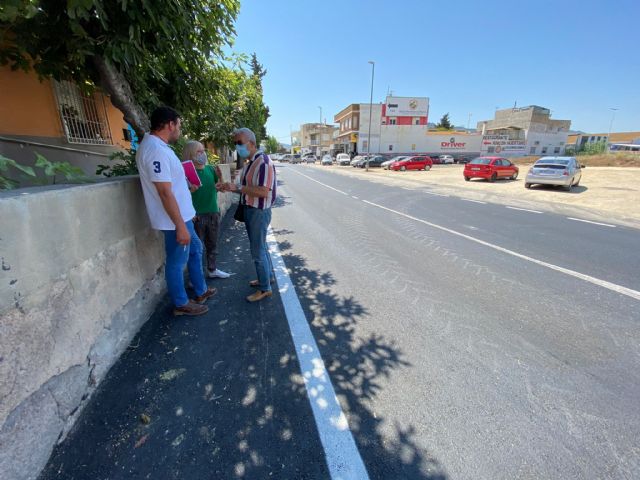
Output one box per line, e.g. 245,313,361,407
52,80,113,145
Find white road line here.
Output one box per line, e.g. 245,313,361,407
361,200,640,302
289,169,350,196
568,217,616,228
423,191,449,197
352,196,359,200
267,230,370,480
460,198,487,204
506,206,543,214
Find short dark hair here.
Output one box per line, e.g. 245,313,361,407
150,106,181,131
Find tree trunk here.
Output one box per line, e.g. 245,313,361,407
92,56,150,139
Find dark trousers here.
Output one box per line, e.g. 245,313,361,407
194,212,220,272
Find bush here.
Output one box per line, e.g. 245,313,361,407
97,148,138,177
1,153,86,189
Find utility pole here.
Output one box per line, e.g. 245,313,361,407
606,108,618,154
366,60,375,172
467,113,472,130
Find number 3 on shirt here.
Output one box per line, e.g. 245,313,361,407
152,161,161,173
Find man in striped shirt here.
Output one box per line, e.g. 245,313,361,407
218,127,277,302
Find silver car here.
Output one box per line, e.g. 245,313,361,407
525,156,584,191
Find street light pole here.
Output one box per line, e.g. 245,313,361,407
606,108,618,154
467,113,472,130
366,60,375,172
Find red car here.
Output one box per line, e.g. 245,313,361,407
463,157,519,182
390,156,433,171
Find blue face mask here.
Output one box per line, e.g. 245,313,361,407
236,144,250,159
195,152,207,165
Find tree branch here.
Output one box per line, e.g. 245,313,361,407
92,55,150,139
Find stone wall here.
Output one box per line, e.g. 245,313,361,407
0,165,234,480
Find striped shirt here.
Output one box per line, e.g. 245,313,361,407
240,151,277,209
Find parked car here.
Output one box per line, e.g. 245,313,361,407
291,154,302,164
321,155,333,165
304,155,317,164
336,153,351,165
463,157,518,182
438,155,455,164
390,156,433,171
356,155,386,168
454,156,472,164
525,156,583,191
281,154,292,163
382,156,407,169
351,155,368,166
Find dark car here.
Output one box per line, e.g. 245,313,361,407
454,156,472,164
356,155,387,168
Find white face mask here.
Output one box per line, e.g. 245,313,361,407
195,152,207,165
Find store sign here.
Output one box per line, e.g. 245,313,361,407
441,137,467,149
386,97,428,117
482,135,526,152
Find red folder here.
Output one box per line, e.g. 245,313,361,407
181,160,202,187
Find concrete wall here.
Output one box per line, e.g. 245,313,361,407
0,166,234,480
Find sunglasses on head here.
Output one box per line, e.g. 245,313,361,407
234,140,245,146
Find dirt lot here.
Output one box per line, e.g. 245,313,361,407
311,163,640,229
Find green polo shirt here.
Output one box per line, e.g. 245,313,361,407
191,165,219,214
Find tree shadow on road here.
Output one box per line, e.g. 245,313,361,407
273,228,447,479
39,215,446,480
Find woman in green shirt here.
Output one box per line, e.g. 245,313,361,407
183,141,231,279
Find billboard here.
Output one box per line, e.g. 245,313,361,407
481,134,526,154
385,96,429,117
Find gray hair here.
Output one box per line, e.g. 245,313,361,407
233,127,256,146
182,140,203,161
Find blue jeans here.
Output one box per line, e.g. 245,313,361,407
244,207,274,292
162,220,207,307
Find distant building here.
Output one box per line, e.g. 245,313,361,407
299,123,338,156
334,104,360,155
334,96,432,155
290,130,301,153
566,131,640,153
477,106,571,157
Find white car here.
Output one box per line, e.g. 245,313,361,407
304,155,317,164
336,153,351,165
439,154,454,164
382,156,407,169
321,155,332,165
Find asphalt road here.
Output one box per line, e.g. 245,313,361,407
270,163,640,479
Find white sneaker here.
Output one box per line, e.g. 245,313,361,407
208,269,231,279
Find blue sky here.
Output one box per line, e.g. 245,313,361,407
231,0,639,141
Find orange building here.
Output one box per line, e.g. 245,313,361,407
0,65,131,179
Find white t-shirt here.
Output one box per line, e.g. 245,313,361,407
136,134,195,230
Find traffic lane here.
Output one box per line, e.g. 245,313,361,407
277,167,640,396
273,167,640,479
39,215,330,480
281,164,640,292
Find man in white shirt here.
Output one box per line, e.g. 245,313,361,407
136,106,216,316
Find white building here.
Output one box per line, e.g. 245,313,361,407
477,106,570,157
